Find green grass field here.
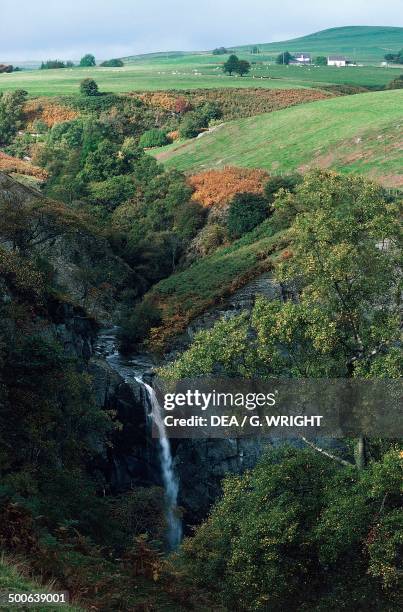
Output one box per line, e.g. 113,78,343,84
0,63,309,96
234,26,403,63
153,89,403,187
1,55,401,97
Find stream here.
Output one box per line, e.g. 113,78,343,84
94,327,182,550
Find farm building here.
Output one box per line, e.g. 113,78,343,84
290,52,311,64
327,55,348,67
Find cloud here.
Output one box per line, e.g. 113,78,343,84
0,0,402,61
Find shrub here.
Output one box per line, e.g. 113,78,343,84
139,129,170,148
199,102,222,123
179,111,207,138
100,59,124,67
387,74,403,89
174,97,193,114
119,300,161,351
315,55,328,65
88,175,135,209
178,447,402,611
227,192,269,239
190,223,228,257
40,60,65,69
189,167,269,208
264,174,302,203
80,78,99,96
212,47,228,55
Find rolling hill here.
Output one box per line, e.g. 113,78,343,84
153,89,403,188
122,26,403,64
234,26,403,63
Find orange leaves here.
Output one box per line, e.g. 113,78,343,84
23,98,78,129
0,152,48,180
188,167,269,208
137,92,178,111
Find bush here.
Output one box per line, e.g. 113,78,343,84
191,223,227,257
227,192,269,238
212,47,228,55
315,55,328,65
88,175,135,209
178,447,402,611
264,174,302,203
40,60,65,69
80,78,99,96
119,300,161,351
179,111,208,138
199,102,222,123
139,129,170,148
100,59,124,67
387,74,403,89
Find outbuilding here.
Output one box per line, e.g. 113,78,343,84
327,55,348,67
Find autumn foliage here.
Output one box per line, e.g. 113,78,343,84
135,88,331,120
188,167,269,208
23,98,78,129
0,152,48,180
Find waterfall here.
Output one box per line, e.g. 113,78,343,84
96,328,182,550
138,379,182,550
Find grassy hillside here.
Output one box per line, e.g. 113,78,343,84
154,89,403,188
234,26,403,63
144,223,284,349
0,554,82,611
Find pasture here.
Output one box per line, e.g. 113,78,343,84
153,89,403,187
0,59,400,97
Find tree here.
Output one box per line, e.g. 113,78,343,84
80,53,96,67
387,74,403,89
80,78,99,96
264,174,301,203
0,89,28,145
223,54,240,75
139,129,170,148
100,59,124,67
384,49,403,64
212,47,228,55
276,51,293,65
227,192,269,238
40,60,65,69
315,55,327,65
162,171,401,467
179,111,207,138
236,60,251,76
179,446,402,611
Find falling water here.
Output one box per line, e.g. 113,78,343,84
138,379,182,550
95,328,182,550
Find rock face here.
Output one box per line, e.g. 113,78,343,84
0,172,134,324
165,273,291,527
89,358,161,491
174,438,269,525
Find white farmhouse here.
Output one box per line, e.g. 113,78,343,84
327,55,348,67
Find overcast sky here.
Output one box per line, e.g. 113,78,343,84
1,0,402,62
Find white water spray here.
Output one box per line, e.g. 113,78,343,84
137,378,182,550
